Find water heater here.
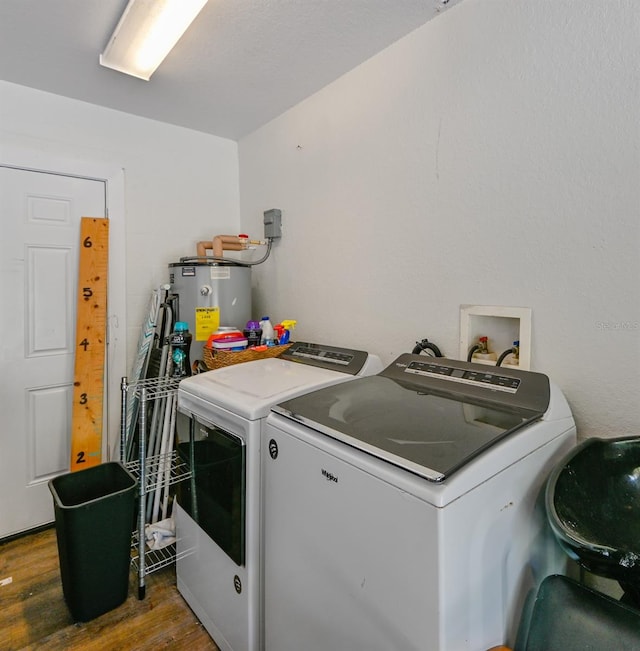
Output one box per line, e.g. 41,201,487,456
168,258,252,364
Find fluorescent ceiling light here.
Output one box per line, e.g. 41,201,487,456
100,0,208,81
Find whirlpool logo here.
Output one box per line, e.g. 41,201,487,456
321,468,338,483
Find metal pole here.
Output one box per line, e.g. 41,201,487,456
137,386,147,599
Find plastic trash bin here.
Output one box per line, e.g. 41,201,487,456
48,461,137,622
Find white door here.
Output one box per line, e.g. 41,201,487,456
0,167,106,538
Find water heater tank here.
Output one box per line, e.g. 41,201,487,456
168,259,252,364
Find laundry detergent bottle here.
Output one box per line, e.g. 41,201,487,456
170,321,192,377
243,320,262,348
259,316,275,346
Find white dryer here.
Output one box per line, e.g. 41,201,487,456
263,354,577,651
174,342,382,651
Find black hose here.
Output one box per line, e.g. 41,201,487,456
412,339,443,357
496,348,514,367
467,344,480,362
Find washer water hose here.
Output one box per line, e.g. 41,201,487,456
496,341,520,367
468,336,491,362
467,344,481,362
412,338,443,357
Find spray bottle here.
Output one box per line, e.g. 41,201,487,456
277,319,297,344
274,324,285,345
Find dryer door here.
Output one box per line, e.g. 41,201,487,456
176,410,246,565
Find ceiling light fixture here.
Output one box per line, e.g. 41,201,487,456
99,0,208,81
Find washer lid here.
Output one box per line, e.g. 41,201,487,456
178,357,355,420
177,342,380,420
273,357,550,481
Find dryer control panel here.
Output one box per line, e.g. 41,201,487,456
281,341,370,375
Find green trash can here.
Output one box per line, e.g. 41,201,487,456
48,461,137,622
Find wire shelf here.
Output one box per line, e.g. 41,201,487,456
125,450,192,494
130,532,192,575
125,375,183,401
121,374,193,587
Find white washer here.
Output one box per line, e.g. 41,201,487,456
263,354,577,651
174,342,382,651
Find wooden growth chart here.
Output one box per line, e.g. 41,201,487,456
70,217,109,471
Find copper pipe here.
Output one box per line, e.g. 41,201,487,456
196,235,246,258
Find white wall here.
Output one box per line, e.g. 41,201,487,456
1,81,240,367
239,0,640,440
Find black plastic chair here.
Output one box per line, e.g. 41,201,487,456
545,436,640,604
489,574,640,651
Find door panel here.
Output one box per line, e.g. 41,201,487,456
27,245,73,355
0,167,106,538
28,384,72,480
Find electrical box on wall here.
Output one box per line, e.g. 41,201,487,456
263,209,282,239
460,305,532,370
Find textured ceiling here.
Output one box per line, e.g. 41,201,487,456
0,0,463,140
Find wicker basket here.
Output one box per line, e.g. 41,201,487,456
202,343,293,370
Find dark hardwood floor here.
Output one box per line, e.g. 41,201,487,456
0,527,219,650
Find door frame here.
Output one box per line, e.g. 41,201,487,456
1,144,127,462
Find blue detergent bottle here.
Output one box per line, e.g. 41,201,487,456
170,321,192,377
